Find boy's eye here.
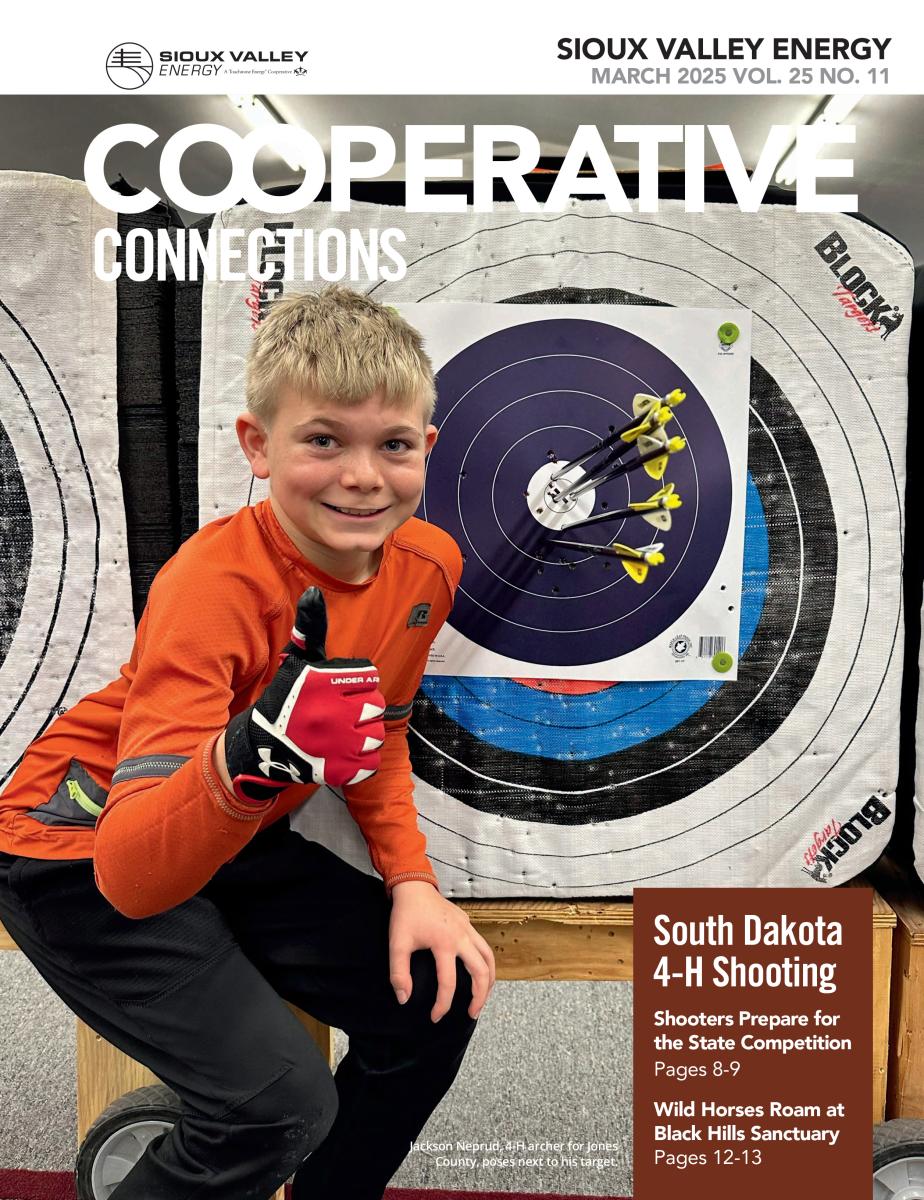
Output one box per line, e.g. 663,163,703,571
308,435,335,448
383,439,410,452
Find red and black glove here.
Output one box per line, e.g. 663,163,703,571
223,587,386,804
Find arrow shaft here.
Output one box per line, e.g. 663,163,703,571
562,505,646,531
549,404,666,483
566,445,657,499
549,539,627,559
549,431,631,483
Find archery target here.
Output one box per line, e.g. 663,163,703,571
412,341,827,817
403,304,749,679
196,200,911,892
0,173,134,790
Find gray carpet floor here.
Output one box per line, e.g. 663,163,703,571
0,954,632,1197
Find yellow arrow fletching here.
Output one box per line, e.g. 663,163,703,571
632,392,661,417
644,455,668,479
622,559,649,584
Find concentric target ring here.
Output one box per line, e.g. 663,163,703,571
0,297,101,786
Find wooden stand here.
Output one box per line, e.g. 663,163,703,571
459,889,893,1124
455,898,633,981
853,882,899,1121
867,857,924,1120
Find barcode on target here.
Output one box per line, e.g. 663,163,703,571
698,636,726,658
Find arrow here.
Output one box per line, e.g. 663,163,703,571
633,387,686,418
548,389,684,484
565,436,687,501
561,483,683,532
549,538,666,584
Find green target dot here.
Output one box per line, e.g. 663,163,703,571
712,651,734,673
718,322,740,345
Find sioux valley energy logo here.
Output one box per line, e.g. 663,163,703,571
814,231,905,339
106,43,154,90
157,48,309,77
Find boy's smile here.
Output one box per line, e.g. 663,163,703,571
237,387,438,583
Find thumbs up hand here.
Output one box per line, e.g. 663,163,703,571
287,585,329,662
223,587,386,805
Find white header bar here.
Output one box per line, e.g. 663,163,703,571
0,2,917,94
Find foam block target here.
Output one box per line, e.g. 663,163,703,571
195,200,912,893
0,173,134,790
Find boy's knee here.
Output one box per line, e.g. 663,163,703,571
231,1056,339,1167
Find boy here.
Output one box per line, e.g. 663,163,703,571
0,285,495,1200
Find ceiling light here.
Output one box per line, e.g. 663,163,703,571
227,94,304,172
774,95,861,188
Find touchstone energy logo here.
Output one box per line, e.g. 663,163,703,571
106,43,154,90
814,230,905,339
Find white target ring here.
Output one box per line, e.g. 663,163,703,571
0,299,104,785
525,459,594,530
0,176,135,792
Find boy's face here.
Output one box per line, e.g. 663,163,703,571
237,386,438,580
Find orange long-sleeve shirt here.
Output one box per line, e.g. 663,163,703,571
0,501,461,917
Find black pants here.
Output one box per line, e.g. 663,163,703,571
0,821,478,1199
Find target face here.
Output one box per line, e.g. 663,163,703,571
393,261,896,890
414,349,826,818
408,304,750,677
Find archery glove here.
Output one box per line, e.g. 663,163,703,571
224,587,386,805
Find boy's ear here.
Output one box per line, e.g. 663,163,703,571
236,412,271,479
424,424,439,455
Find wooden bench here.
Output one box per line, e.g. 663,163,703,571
860,882,899,1121
867,857,924,1119
0,884,896,1199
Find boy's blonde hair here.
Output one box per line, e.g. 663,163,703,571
246,285,436,425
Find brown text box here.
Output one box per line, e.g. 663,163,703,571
633,888,871,1200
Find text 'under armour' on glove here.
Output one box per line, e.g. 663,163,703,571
223,586,386,805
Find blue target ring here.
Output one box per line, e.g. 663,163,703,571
421,318,732,665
